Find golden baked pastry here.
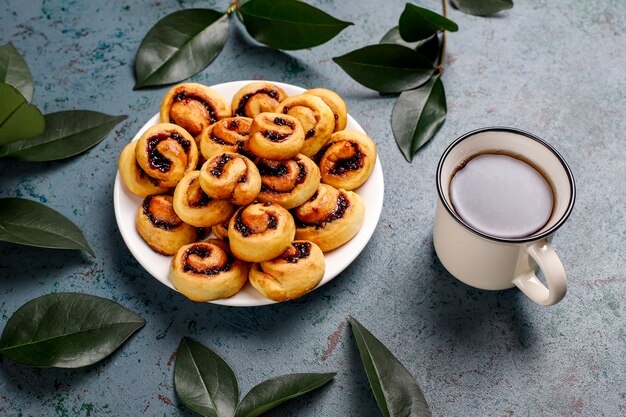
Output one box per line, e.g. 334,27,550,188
228,202,295,262
212,221,230,241
160,83,231,137
275,94,335,157
136,195,197,255
293,184,365,252
231,82,288,118
198,116,252,161
249,240,325,302
247,113,304,160
134,123,198,188
256,154,320,209
172,170,235,227
170,239,249,302
199,152,261,206
305,88,347,132
314,130,376,191
118,142,171,197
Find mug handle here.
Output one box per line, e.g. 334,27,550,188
512,239,567,306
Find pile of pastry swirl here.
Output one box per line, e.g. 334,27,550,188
118,82,377,302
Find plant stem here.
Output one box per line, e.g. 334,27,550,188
438,0,449,75
226,0,239,14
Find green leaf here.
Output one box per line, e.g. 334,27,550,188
399,4,458,42
174,337,239,417
349,317,431,417
0,83,44,145
379,27,442,66
0,198,94,256
0,43,33,102
235,373,335,417
238,0,352,50
451,0,513,16
134,9,229,89
0,110,126,161
0,293,145,368
333,44,434,94
392,76,447,162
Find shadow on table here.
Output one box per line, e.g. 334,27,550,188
418,236,538,352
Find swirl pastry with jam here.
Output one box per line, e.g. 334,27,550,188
170,239,249,302
314,130,376,191
275,94,335,157
118,142,170,197
231,82,288,118
293,184,365,252
199,152,261,206
160,83,231,137
134,123,198,188
228,202,296,262
249,240,325,302
256,154,320,209
305,88,348,132
247,113,304,160
172,170,235,227
198,116,252,161
136,194,197,255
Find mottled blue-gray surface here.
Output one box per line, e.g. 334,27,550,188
0,0,624,416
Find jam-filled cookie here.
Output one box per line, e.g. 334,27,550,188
134,123,198,188
228,202,295,262
199,152,261,206
293,184,365,252
231,82,288,118
170,239,249,302
305,88,348,132
249,240,325,302
136,194,197,255
160,83,231,137
172,170,235,227
256,154,320,209
118,142,171,197
247,113,304,160
275,94,335,157
314,130,376,190
198,116,252,160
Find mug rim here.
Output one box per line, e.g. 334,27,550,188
436,126,576,244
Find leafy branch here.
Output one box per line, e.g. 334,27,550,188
134,0,352,89
0,43,127,256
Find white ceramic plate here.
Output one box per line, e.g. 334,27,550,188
113,80,384,306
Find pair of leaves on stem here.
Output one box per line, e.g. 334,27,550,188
333,4,456,161
134,0,351,89
175,338,335,417
0,293,145,368
175,317,430,417
0,43,127,255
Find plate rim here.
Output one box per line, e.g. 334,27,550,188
113,80,384,307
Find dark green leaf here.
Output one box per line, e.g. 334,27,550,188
0,111,126,161
235,373,335,417
0,198,94,256
134,9,229,89
0,293,145,368
451,0,513,16
333,44,434,94
0,83,44,145
392,76,446,162
380,27,442,66
0,43,33,102
349,317,431,417
399,4,458,42
174,337,239,417
238,0,352,50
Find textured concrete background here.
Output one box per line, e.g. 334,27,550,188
0,0,624,416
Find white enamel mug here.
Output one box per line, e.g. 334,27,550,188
433,127,576,306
